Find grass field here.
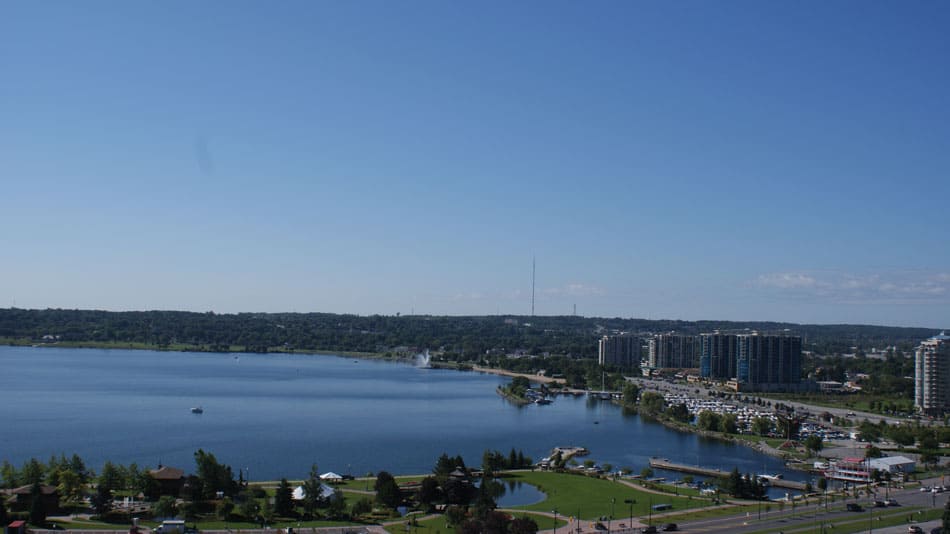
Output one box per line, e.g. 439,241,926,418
503,471,705,520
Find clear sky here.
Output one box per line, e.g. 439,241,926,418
2,1,948,327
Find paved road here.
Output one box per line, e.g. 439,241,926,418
675,477,949,534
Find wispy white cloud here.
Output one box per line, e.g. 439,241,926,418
752,270,950,302
754,273,819,289
542,283,607,298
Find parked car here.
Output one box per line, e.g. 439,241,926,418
846,503,863,512
641,527,658,534
885,499,899,506
908,526,923,534
873,501,886,508
662,524,678,531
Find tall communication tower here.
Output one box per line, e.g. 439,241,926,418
531,257,536,316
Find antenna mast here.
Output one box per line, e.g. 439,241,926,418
531,256,536,316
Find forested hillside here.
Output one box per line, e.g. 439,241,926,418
0,308,939,358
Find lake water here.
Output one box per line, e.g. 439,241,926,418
0,346,807,496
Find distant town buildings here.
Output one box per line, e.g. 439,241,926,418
700,332,803,391
598,334,639,367
648,334,700,369
915,332,950,416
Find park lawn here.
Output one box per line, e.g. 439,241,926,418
337,475,428,491
651,482,704,497
503,471,700,520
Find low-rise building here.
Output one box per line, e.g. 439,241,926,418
148,465,186,497
868,456,915,475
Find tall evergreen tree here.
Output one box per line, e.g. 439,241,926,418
274,478,294,517
29,483,46,526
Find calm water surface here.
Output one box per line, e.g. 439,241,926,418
0,346,806,494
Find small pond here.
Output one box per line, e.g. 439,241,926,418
494,479,547,507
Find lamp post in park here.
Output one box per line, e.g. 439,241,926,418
624,499,636,530
552,509,558,534
609,498,615,533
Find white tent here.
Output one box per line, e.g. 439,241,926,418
292,483,334,501
319,472,343,482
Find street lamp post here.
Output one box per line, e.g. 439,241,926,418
609,498,615,533
552,509,558,534
649,496,653,527
624,499,635,529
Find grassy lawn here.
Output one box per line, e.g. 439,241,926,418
337,475,427,491
503,471,705,520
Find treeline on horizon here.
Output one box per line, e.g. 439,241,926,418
0,307,940,358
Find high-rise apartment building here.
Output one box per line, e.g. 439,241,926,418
648,334,700,369
598,334,639,368
737,333,802,385
915,333,950,416
700,332,738,379
700,332,802,389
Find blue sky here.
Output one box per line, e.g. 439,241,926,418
2,1,948,327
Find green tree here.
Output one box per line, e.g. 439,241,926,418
697,411,722,431
68,454,89,485
216,497,234,520
509,516,539,534
804,435,824,457
919,431,939,451
639,392,665,416
29,483,47,526
194,449,236,499
326,488,347,519
942,496,950,534
641,467,654,479
238,498,259,520
418,476,440,509
445,505,467,526
1,460,17,489
374,471,401,509
98,461,124,494
350,497,373,518
153,496,178,518
0,497,7,526
91,485,112,518
22,458,44,486
719,413,738,434
302,464,323,518
622,383,640,406
751,417,773,437
274,478,294,517
668,403,691,423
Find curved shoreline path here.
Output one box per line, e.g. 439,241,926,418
471,365,567,384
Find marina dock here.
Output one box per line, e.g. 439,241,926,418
649,458,807,491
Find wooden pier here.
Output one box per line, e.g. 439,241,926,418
649,458,807,491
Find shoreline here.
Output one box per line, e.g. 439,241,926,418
472,365,567,384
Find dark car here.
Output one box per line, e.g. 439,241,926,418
846,503,863,512
663,524,678,531
641,527,658,534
